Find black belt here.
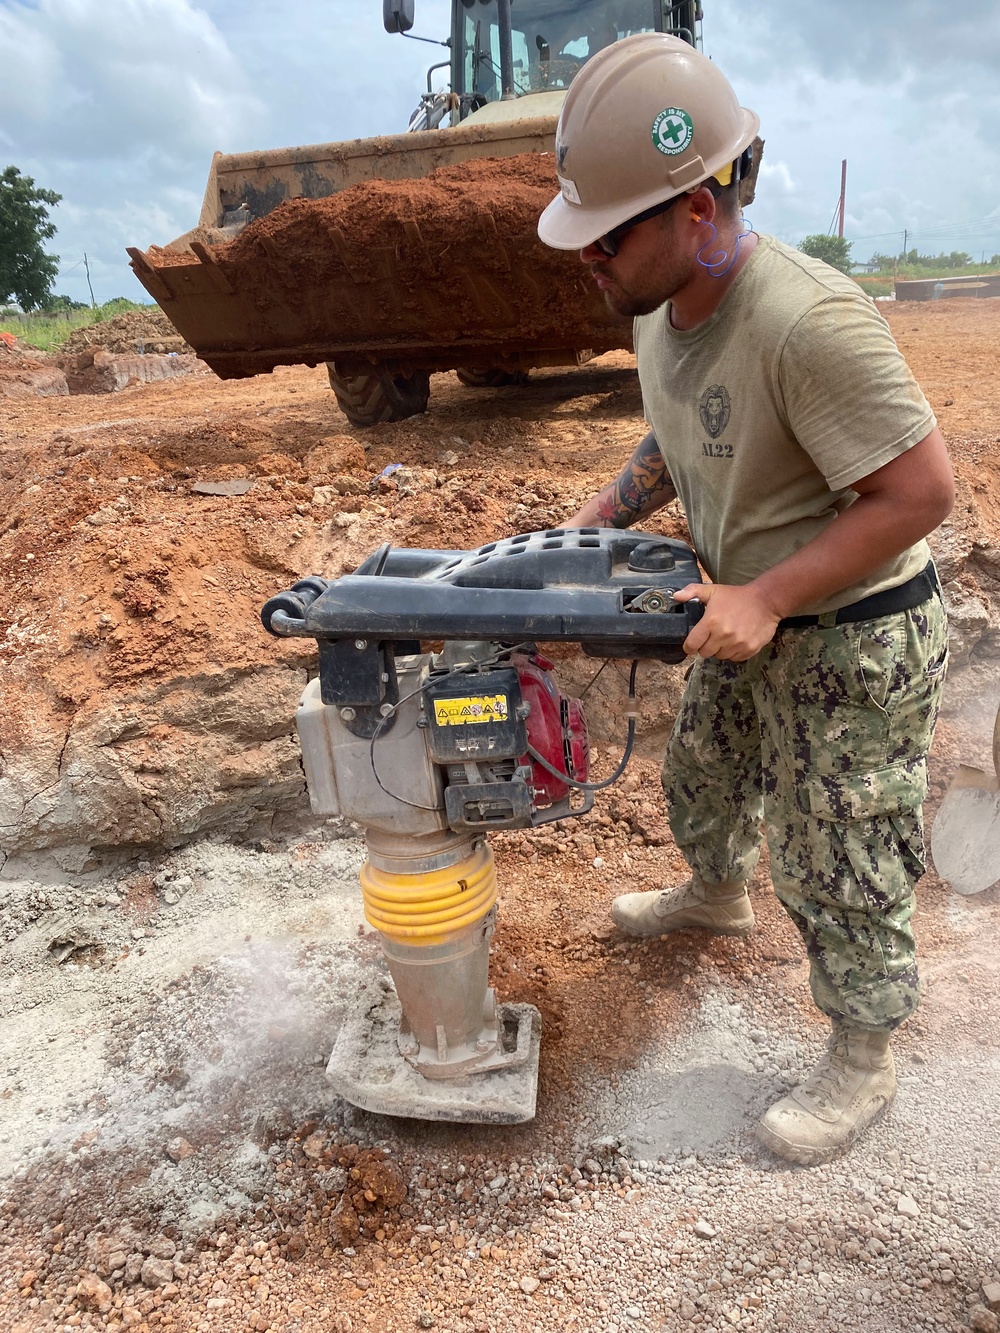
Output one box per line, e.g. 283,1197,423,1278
778,561,939,629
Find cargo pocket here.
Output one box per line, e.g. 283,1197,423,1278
796,762,927,823
796,763,927,912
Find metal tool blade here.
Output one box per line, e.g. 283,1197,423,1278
931,763,1000,896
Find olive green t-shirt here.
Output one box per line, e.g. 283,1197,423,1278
633,234,935,615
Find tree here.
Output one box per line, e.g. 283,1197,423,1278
798,234,853,275
0,166,62,311
40,293,88,312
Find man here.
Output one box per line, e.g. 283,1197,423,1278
537,33,954,1164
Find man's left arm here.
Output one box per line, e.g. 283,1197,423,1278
676,425,955,661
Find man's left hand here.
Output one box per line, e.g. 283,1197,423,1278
674,583,780,662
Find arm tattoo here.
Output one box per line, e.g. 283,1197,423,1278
595,431,677,529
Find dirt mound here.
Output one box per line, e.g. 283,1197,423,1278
60,308,191,356
0,336,68,399
3,303,1000,1333
146,154,628,358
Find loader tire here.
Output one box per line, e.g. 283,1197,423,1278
456,367,529,389
326,365,430,427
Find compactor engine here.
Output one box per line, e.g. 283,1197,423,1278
262,528,703,1123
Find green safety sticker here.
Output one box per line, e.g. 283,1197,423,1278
652,107,694,156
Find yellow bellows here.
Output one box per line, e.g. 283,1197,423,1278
360,842,497,945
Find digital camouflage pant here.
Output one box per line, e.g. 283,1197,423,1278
662,597,948,1031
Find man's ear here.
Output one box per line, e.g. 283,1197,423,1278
686,184,719,224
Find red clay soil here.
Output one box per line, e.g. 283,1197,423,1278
1,296,1000,1333
143,154,630,353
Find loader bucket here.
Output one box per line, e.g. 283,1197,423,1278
126,101,632,382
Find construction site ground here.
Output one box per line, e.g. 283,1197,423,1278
1,298,999,1333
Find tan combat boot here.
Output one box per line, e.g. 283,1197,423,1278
611,875,755,938
757,1021,896,1166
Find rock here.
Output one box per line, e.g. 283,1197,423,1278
124,1253,145,1285
0,663,308,858
302,1131,326,1159
147,1236,176,1260
984,1282,1000,1311
438,450,459,466
694,1219,717,1239
942,586,991,665
330,1196,360,1248
393,467,438,496
165,1136,195,1163
896,1194,920,1218
519,1275,540,1295
139,1257,174,1287
58,347,205,394
416,1313,436,1328
304,437,366,482
74,1274,113,1312
929,517,976,583
0,342,70,398
190,480,253,496
971,1308,1000,1333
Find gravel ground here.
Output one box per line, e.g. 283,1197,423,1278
3,301,1000,1333
2,792,999,1333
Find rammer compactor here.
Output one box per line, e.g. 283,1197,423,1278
262,528,703,1123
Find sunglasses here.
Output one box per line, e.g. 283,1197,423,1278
593,194,683,258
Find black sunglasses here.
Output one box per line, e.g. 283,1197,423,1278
592,149,751,259
593,194,682,258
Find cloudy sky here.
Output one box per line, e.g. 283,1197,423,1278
3,0,999,305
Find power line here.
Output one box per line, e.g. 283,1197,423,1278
849,212,1000,245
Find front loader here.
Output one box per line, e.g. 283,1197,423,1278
127,1,710,427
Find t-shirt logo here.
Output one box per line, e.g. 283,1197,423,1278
699,384,731,439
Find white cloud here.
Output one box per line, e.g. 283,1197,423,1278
4,0,1000,304
756,160,796,198
706,2,1000,262
1,0,262,160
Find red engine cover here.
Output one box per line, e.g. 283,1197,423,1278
513,654,590,807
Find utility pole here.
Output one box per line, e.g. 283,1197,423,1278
837,159,847,238
902,229,908,262
83,253,97,310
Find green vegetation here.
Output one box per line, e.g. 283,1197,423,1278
795,239,1000,298
854,256,1000,299
0,297,152,353
798,234,854,275
869,249,1000,272
0,166,62,310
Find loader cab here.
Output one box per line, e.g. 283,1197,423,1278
452,0,701,108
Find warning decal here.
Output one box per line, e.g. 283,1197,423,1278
433,694,510,727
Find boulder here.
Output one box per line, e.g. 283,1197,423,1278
0,664,309,861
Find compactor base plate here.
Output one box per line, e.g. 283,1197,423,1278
326,981,541,1124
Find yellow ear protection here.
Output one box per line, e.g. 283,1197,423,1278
689,144,753,227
